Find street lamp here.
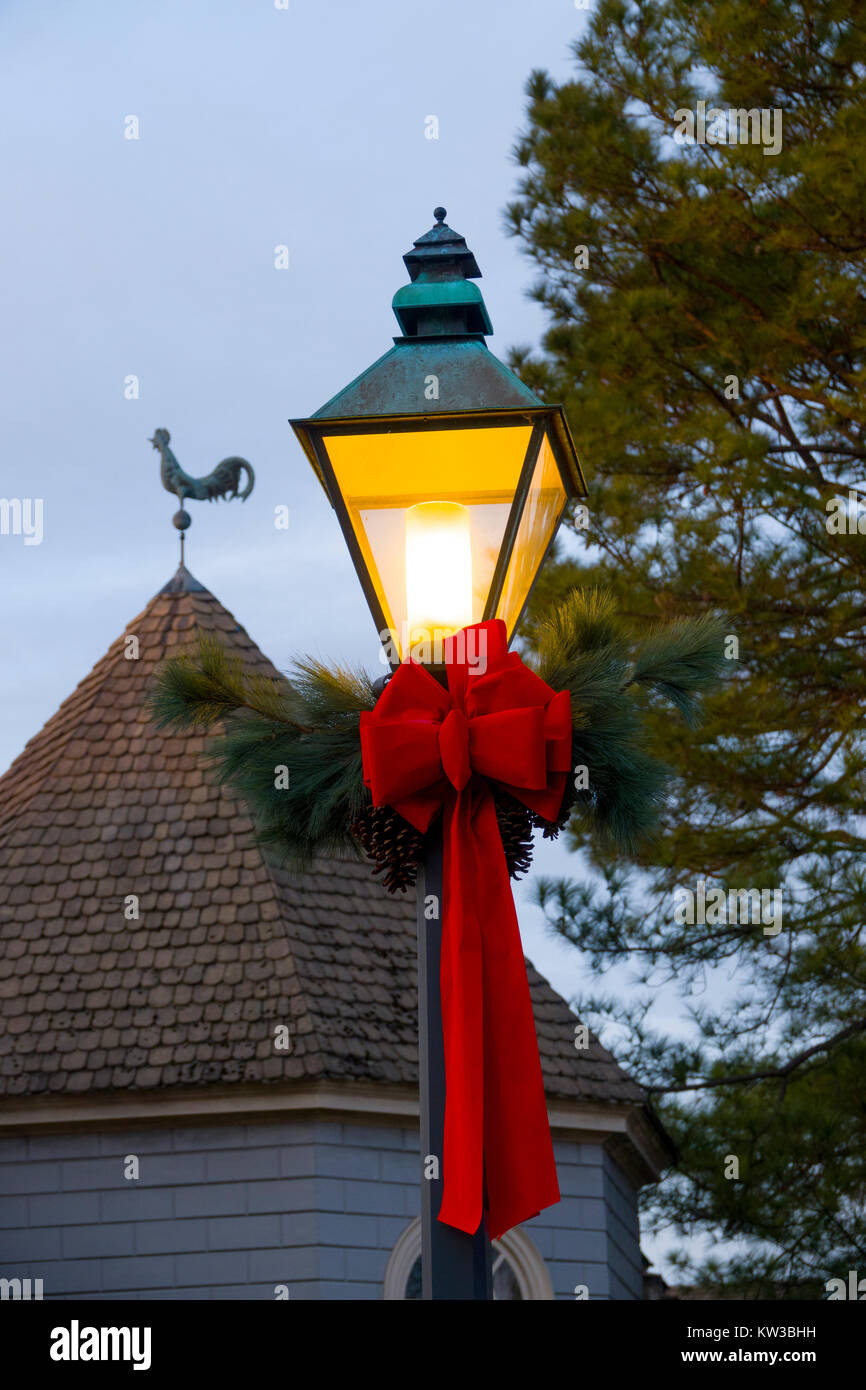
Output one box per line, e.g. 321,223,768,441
290,208,586,1300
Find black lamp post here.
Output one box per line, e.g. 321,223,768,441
291,208,586,1299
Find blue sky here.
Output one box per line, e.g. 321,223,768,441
1,0,710,1276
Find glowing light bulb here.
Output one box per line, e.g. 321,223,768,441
405,501,473,646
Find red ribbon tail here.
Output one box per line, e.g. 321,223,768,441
436,786,560,1240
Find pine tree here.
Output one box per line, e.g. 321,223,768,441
508,0,866,1295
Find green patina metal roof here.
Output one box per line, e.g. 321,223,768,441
310,337,542,419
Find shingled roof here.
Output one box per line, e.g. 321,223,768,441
0,567,646,1112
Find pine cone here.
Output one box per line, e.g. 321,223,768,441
537,771,577,841
350,802,422,894
493,792,536,880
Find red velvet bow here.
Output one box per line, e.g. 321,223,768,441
360,619,572,1240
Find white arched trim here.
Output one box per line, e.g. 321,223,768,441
383,1217,554,1301
497,1225,555,1300
383,1217,423,1301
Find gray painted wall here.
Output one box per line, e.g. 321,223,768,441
0,1118,642,1300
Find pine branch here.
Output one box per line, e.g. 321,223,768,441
289,656,378,720
148,634,309,732
531,587,624,692
529,588,726,852
645,1020,866,1096
626,614,729,726
148,636,377,870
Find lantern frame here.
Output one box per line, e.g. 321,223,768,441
291,404,585,662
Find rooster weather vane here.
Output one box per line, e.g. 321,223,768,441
150,427,255,564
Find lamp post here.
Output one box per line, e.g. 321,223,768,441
291,208,586,1299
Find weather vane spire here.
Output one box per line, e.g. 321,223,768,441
149,428,255,567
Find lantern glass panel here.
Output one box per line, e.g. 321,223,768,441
321,423,533,657
495,432,567,638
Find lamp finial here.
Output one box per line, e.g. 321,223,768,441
394,209,491,337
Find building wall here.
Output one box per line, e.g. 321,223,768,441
0,1118,643,1300
603,1148,645,1299
521,1141,643,1300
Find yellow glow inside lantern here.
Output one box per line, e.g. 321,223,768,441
405,501,473,645
290,408,585,663
319,423,531,657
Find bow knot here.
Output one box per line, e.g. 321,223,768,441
438,708,471,791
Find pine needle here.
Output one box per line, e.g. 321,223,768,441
627,615,729,726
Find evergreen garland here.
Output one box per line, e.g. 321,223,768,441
147,591,726,891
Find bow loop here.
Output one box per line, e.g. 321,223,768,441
467,706,547,789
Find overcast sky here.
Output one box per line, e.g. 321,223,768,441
1,0,716,1277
